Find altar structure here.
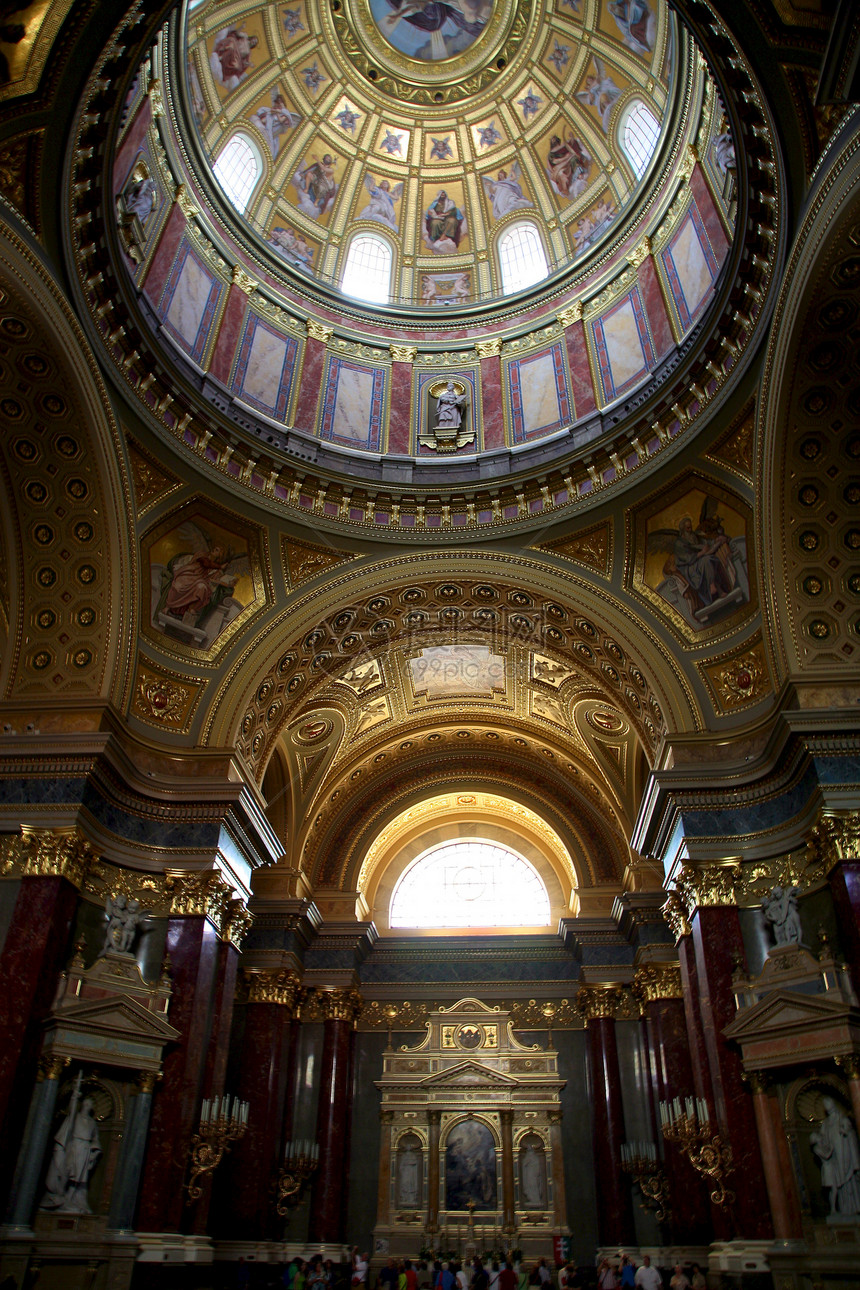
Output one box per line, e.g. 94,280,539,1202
374,1000,568,1260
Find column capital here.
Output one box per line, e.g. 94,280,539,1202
835,1054,860,1081
137,1070,161,1094
37,1054,70,1081
673,863,740,917
7,827,98,889
316,987,363,1024
499,1108,514,1126
576,985,623,1020
632,962,683,1003
743,1070,770,1095
809,812,860,872
662,890,691,942
428,1108,442,1125
164,869,233,925
243,967,301,1009
223,898,253,949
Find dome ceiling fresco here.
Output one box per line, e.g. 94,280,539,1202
183,0,677,303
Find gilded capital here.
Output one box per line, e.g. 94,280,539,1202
576,985,622,1021
632,963,683,1003
38,1055,70,1081
835,1054,860,1082
137,1070,161,1094
222,898,253,949
808,813,860,872
674,863,739,914
307,319,333,344
19,827,97,889
558,302,583,327
743,1070,769,1095
231,265,258,295
475,337,503,359
317,988,363,1023
390,344,417,362
661,890,691,942
163,870,232,926
244,967,301,1010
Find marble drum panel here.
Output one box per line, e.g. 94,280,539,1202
157,241,223,366
233,313,299,419
318,355,387,450
506,342,572,444
661,202,719,331
590,284,656,403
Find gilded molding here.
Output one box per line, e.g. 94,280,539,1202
174,183,198,218
808,812,860,873
627,237,652,268
244,967,301,1009
575,985,623,1021
15,827,98,889
632,963,683,1003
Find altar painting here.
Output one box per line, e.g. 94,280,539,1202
445,1119,497,1210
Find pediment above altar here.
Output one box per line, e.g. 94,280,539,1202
724,988,860,1070
418,1060,518,1088
44,993,181,1071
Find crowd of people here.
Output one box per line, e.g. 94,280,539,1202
235,1249,708,1290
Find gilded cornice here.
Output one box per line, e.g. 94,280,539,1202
1,827,98,889
243,967,301,1009
632,963,683,1003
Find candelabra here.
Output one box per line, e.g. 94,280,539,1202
275,1139,320,1215
619,1141,672,1226
186,1094,249,1201
659,1096,735,1209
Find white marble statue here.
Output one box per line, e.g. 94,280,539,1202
41,1089,102,1213
811,1097,860,1217
435,381,467,431
397,1142,421,1207
520,1144,546,1207
99,891,148,957
761,885,803,946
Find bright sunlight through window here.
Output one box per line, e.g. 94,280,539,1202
499,222,549,295
390,840,551,928
213,135,259,214
341,234,392,304
620,100,660,179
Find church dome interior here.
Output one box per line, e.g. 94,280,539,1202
1,0,860,1282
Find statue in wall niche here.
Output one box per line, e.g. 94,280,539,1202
761,884,803,947
99,891,149,957
41,1077,102,1213
396,1137,421,1208
520,1141,546,1208
811,1097,860,1217
420,379,473,452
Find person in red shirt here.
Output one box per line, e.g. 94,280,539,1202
499,1262,518,1290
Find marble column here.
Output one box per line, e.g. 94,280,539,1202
634,964,712,1244
5,1055,68,1227
108,1071,159,1231
688,895,772,1240
226,968,300,1239
548,1109,568,1230
0,829,92,1189
579,987,636,1247
376,1109,394,1226
309,989,362,1244
427,1108,441,1232
810,816,860,991
746,1072,802,1238
136,902,223,1233
500,1109,515,1231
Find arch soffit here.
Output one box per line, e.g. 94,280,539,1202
757,121,860,684
0,225,137,710
301,748,628,892
202,551,704,761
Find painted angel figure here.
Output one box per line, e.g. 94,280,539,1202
293,153,338,219
646,496,748,629
154,521,249,635
481,161,533,220
358,173,403,232
251,90,300,159
576,57,622,132
99,892,150,957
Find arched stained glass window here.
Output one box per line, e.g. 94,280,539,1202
341,234,392,304
619,100,660,179
498,222,549,295
213,134,260,214
389,839,551,928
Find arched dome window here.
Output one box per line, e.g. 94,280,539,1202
341,233,393,304
498,222,549,295
212,133,261,214
389,839,551,928
619,99,660,179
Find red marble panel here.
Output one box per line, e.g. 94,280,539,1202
113,97,153,194
310,1017,352,1243
565,320,596,417
587,1017,636,1246
639,257,674,359
388,361,413,454
142,203,186,306
646,997,712,1244
690,166,729,261
0,876,79,1196
481,354,504,450
137,916,221,1233
829,862,860,994
209,286,248,386
691,906,771,1240
294,337,327,432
